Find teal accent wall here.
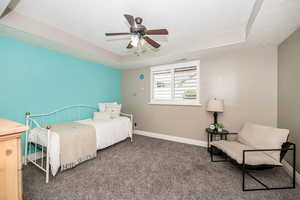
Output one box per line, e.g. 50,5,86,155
0,37,121,154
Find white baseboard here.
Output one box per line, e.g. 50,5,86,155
282,160,300,185
22,152,44,165
134,130,299,185
134,130,207,147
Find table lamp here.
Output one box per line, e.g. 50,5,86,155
207,98,224,125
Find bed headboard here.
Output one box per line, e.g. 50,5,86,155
25,104,99,128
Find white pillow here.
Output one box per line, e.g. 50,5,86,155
93,112,111,120
98,102,117,112
98,103,106,112
106,104,121,119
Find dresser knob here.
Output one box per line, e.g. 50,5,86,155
6,149,12,156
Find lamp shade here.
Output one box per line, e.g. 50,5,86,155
207,99,224,112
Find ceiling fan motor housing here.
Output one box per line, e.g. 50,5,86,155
130,25,146,35
135,17,143,24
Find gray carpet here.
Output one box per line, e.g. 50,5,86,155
23,135,300,200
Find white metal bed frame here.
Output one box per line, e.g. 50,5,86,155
24,104,133,183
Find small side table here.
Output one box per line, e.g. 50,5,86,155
206,128,229,152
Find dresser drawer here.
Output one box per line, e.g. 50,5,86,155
0,137,22,200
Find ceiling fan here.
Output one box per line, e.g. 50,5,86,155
105,14,168,49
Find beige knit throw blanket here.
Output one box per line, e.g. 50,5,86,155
49,122,97,171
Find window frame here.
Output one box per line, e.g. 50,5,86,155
149,60,201,106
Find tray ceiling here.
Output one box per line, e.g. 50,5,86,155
13,0,256,55
1,0,300,68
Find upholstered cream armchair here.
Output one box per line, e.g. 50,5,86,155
210,122,296,191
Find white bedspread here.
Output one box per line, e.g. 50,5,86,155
28,117,132,176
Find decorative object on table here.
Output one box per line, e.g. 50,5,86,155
206,128,230,153
209,124,215,130
215,123,224,132
207,98,224,125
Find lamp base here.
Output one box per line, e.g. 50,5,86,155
213,112,218,125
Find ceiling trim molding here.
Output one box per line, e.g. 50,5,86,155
0,11,122,68
245,0,264,39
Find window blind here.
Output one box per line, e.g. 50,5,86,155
152,70,172,100
174,66,197,100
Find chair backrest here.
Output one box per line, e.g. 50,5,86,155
238,122,289,162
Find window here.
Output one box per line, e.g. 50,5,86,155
150,60,200,105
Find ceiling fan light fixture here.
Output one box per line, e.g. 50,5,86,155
140,38,146,47
131,34,139,47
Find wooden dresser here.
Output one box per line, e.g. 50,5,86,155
0,119,27,200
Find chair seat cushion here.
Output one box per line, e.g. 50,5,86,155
211,140,282,166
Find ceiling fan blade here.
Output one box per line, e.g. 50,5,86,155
143,36,160,48
105,33,131,36
124,14,135,27
145,29,168,35
127,42,133,49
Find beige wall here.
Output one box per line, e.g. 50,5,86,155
278,27,300,171
121,46,278,142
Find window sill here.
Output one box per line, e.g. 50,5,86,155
148,101,202,106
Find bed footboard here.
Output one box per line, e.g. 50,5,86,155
25,112,51,183
120,112,134,142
